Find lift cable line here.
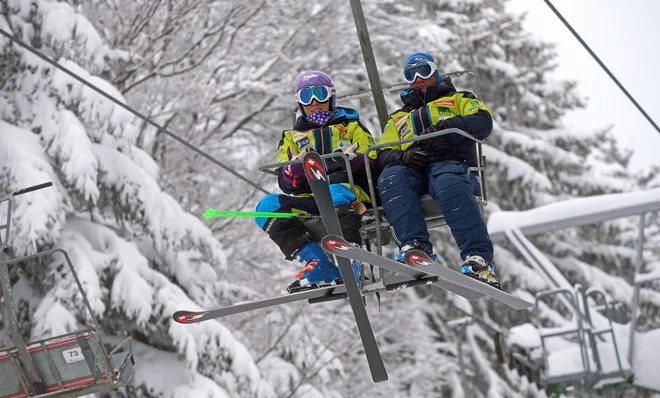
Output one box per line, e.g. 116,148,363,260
0,27,271,195
543,0,660,136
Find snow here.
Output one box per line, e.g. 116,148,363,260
633,329,660,391
488,187,660,241
546,341,631,379
499,129,582,166
507,323,541,350
123,338,233,398
0,121,67,256
635,266,660,284
31,296,79,339
482,145,554,190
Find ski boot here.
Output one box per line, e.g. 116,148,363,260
460,255,502,290
393,242,438,262
287,241,345,293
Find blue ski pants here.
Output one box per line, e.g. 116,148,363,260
377,161,493,263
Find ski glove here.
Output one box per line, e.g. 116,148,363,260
282,147,308,187
418,120,448,152
400,149,430,171
336,142,366,173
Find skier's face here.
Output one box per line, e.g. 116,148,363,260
302,99,331,115
410,75,437,93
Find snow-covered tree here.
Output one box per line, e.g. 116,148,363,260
0,1,277,396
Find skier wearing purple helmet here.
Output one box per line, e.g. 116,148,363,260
255,70,378,293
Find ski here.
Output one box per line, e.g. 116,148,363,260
403,250,486,301
321,235,533,310
172,273,442,324
173,285,345,323
302,151,388,383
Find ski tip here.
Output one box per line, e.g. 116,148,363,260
320,235,350,253
302,151,327,182
173,310,207,324
403,250,434,266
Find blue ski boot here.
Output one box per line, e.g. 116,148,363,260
287,241,343,293
460,255,502,290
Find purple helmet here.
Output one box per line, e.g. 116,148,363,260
295,70,336,115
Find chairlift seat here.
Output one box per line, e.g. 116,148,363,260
0,331,133,398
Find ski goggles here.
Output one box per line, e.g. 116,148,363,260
402,60,438,83
295,85,336,105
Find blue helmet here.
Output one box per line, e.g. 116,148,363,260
404,52,442,81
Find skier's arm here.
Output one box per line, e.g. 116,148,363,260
442,92,493,141
377,116,406,168
351,121,378,160
276,131,309,194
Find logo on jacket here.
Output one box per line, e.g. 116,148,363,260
296,137,311,149
292,132,308,141
433,100,456,107
337,124,349,137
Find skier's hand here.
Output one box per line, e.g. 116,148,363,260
344,143,366,173
282,147,307,186
400,149,429,171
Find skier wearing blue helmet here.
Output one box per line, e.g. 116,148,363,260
255,71,379,293
377,52,501,290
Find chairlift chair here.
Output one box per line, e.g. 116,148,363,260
0,183,134,398
260,70,489,292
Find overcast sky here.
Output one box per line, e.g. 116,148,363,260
506,0,660,172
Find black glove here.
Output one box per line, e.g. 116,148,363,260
418,120,447,152
400,149,430,171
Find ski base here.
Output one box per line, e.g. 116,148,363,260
302,151,388,383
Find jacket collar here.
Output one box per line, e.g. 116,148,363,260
400,80,457,108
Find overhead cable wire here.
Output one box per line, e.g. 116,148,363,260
0,27,271,195
543,0,660,135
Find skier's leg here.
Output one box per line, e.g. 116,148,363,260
426,161,500,288
255,194,315,260
377,165,433,255
426,161,493,262
255,192,346,292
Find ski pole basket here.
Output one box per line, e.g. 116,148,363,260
0,183,135,398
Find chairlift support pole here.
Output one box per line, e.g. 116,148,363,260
447,317,473,396
348,0,390,130
628,213,646,367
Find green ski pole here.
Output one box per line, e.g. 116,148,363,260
202,208,321,220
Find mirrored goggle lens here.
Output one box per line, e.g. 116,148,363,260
403,63,434,83
296,86,331,105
